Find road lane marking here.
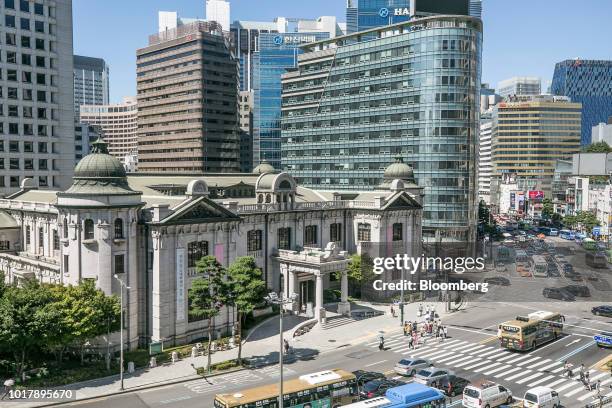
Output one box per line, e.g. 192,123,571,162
436,353,466,363
496,353,522,362
506,370,532,381
503,354,535,364
441,355,475,366
480,336,498,344
160,396,192,405
564,385,586,397
525,359,552,369
556,381,581,392
477,348,503,358
365,360,387,367
462,360,492,371
516,372,545,384
565,338,581,347
429,351,456,361
483,365,511,375
473,362,502,373
516,356,542,366
528,375,555,387
557,340,596,361
542,378,568,388
496,366,522,378
459,344,489,353
454,357,483,368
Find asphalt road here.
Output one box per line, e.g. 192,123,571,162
46,299,611,408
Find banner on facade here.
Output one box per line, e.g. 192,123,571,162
176,248,186,321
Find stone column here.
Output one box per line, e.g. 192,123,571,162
338,270,351,316
314,273,325,323
287,268,298,313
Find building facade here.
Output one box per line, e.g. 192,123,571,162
79,97,138,167
252,31,330,170
496,76,541,99
205,0,230,32
74,123,98,163
136,21,240,173
239,90,253,173
478,114,493,204
73,55,109,115
0,140,423,349
592,122,612,146
551,59,612,145
0,0,75,195
491,95,581,194
281,16,483,244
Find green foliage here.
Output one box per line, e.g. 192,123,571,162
583,141,612,153
563,211,600,232
541,198,554,219
323,289,341,303
189,255,229,372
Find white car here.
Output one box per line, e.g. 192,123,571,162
523,386,560,408
394,358,431,376
463,381,513,408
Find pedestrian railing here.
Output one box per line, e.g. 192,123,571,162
584,395,612,408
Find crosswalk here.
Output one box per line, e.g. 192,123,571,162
365,333,612,404
183,366,296,395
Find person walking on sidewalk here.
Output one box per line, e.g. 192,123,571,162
407,334,414,350
284,339,290,355
418,303,423,317
390,304,395,318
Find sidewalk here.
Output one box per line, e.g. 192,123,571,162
34,300,453,405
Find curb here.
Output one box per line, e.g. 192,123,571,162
37,367,247,407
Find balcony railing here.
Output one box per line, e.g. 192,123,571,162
234,200,381,214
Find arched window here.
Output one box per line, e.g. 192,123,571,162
84,219,94,240
114,218,124,239
63,218,68,239
279,180,291,190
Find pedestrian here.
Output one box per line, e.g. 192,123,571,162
408,335,414,350
443,325,448,339
378,335,385,351
284,339,290,354
418,303,423,317
412,321,417,332
390,304,395,317
425,304,430,317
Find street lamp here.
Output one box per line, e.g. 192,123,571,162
113,274,130,391
264,291,298,408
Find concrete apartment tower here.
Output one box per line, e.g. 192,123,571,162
0,0,75,194
136,21,240,173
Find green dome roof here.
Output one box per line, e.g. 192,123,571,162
62,138,137,196
253,160,276,175
384,157,415,181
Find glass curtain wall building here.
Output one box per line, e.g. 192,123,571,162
346,0,411,35
252,32,329,170
281,16,483,243
551,59,612,146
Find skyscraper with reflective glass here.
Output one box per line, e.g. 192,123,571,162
551,59,612,145
281,16,482,243
252,32,329,169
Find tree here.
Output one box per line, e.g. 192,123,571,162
225,257,266,365
541,198,554,219
0,280,56,378
583,141,612,153
53,281,120,365
189,255,229,372
563,211,600,233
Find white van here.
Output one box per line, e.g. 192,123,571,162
523,386,561,408
463,381,513,408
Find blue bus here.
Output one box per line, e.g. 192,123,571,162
539,227,558,236
594,332,612,348
340,383,446,408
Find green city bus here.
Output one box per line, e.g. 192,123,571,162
214,369,358,408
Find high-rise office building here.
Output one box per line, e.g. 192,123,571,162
469,0,482,18
79,97,138,167
73,55,109,115
0,0,75,194
478,114,493,204
497,77,541,99
231,17,343,92
206,0,230,31
239,90,253,172
136,21,240,173
551,59,612,145
491,95,581,193
281,15,483,243
252,31,329,170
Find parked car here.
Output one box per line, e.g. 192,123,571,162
484,277,511,286
352,370,386,387
394,358,431,377
523,386,560,408
359,379,403,400
437,374,470,397
463,381,513,408
592,305,612,317
561,285,591,297
543,287,575,301
414,367,452,387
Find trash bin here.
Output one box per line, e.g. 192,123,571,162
127,361,135,374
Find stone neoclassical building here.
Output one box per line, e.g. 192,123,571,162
0,139,423,349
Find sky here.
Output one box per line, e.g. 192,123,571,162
73,0,612,103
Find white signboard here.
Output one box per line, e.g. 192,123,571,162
176,249,186,321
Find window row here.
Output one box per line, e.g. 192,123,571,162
3,15,48,33
0,69,49,84
0,87,49,101
3,33,46,49
3,0,47,15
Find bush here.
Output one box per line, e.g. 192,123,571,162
195,359,241,375
323,289,340,303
